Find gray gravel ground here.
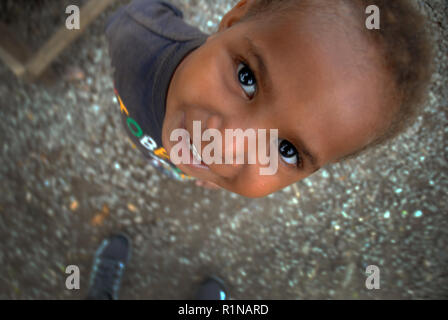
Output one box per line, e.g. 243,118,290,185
0,0,447,300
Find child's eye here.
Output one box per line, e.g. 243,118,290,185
278,139,302,167
237,62,257,98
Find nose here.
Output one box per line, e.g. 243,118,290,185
203,112,266,175
203,114,241,175
205,114,222,131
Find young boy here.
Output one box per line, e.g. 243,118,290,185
106,0,432,198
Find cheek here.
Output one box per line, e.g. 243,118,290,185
177,52,209,92
177,46,230,106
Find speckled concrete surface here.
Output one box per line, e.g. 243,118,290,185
0,0,446,299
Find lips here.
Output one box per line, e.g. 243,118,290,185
189,138,203,163
180,112,209,169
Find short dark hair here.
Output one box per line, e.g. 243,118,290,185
243,0,434,162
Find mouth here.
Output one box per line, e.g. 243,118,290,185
189,138,202,162
178,112,209,171
188,138,209,169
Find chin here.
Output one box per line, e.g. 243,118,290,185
226,185,274,199
239,191,273,199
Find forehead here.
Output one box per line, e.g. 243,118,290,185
236,15,388,163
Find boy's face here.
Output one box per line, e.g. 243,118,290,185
162,0,389,198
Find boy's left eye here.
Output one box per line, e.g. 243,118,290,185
278,139,302,167
237,62,257,98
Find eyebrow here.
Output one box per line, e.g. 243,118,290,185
300,141,320,172
243,36,272,95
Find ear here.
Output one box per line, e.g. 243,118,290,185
218,0,255,32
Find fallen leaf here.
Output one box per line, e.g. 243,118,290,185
90,205,110,227
127,203,137,212
70,200,79,211
91,213,106,226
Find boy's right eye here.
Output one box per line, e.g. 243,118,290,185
237,62,257,99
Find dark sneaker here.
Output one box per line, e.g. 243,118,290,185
195,276,229,300
86,233,131,300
